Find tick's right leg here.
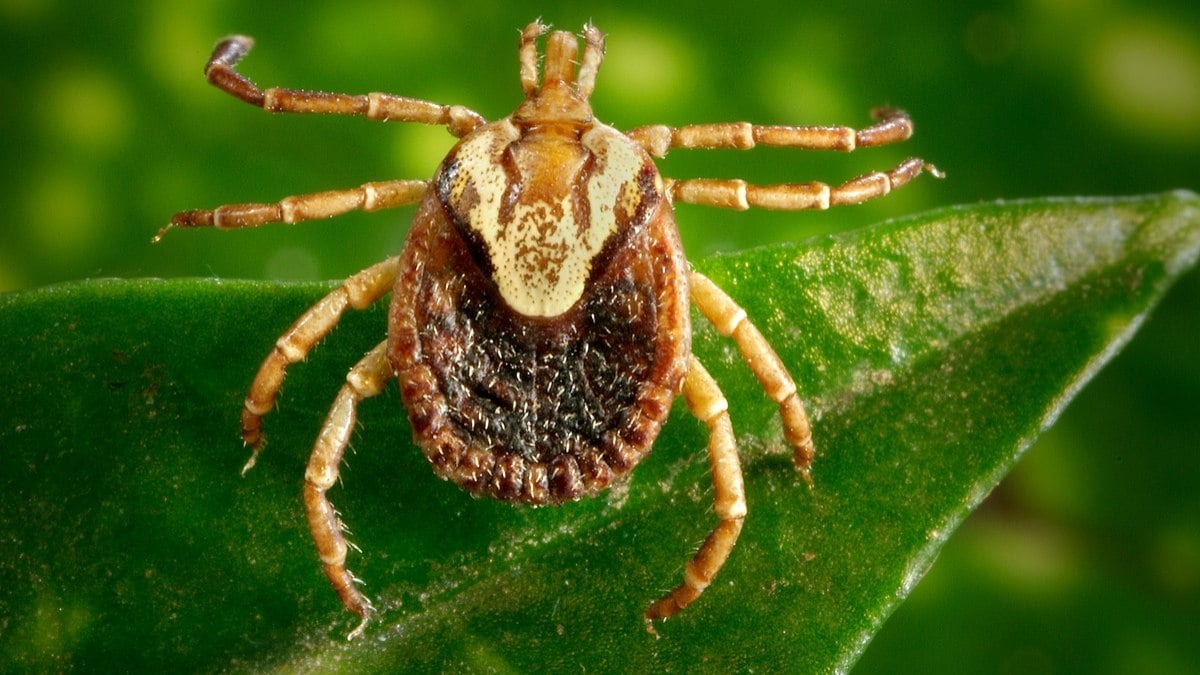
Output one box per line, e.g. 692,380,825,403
304,340,393,640
645,356,745,629
689,270,815,478
627,107,941,212
240,256,399,472
628,107,918,157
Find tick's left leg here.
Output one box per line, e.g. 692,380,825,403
161,180,428,239
689,270,815,478
241,256,400,472
304,340,392,640
646,356,745,628
201,34,486,136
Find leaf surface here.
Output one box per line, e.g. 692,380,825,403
1,192,1197,672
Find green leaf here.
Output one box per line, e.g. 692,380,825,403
2,192,1197,672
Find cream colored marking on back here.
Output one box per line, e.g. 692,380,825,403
449,121,653,317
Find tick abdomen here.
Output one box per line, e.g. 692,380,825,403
390,189,690,505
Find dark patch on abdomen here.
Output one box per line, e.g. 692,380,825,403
417,264,657,466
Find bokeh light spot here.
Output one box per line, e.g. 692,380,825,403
757,61,851,126
598,20,694,113
142,4,222,103
1088,20,1200,143
0,252,23,292
39,66,132,154
964,11,1018,66
0,0,51,22
756,18,853,124
389,122,456,180
311,0,439,70
25,168,105,264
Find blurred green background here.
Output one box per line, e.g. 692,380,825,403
2,0,1197,672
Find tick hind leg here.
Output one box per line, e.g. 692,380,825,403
646,356,745,628
689,270,815,478
304,340,393,640
241,256,399,472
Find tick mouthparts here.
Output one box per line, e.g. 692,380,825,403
541,31,579,86
520,22,606,98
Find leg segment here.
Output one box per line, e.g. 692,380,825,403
576,23,606,98
203,35,485,136
304,340,393,640
667,157,942,212
646,356,746,627
628,108,918,158
240,256,400,472
518,21,548,94
690,270,815,478
160,179,428,240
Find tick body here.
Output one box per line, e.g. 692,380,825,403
167,22,939,639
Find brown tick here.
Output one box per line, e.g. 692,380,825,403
163,21,939,639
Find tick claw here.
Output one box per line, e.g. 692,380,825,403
346,612,371,640
241,451,259,475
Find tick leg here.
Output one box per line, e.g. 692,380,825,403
628,108,919,158
689,270,815,478
626,107,941,211
518,21,548,94
646,356,745,627
160,179,428,240
665,157,942,211
304,340,392,640
241,256,399,472
575,23,606,98
201,35,485,136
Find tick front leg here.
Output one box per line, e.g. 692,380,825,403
203,35,485,136
627,108,918,158
241,256,399,472
646,356,745,628
159,179,428,240
305,340,393,640
666,157,942,211
689,270,815,478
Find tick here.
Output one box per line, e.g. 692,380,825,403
164,21,939,638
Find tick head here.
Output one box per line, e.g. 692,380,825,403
512,22,605,131
435,22,659,319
